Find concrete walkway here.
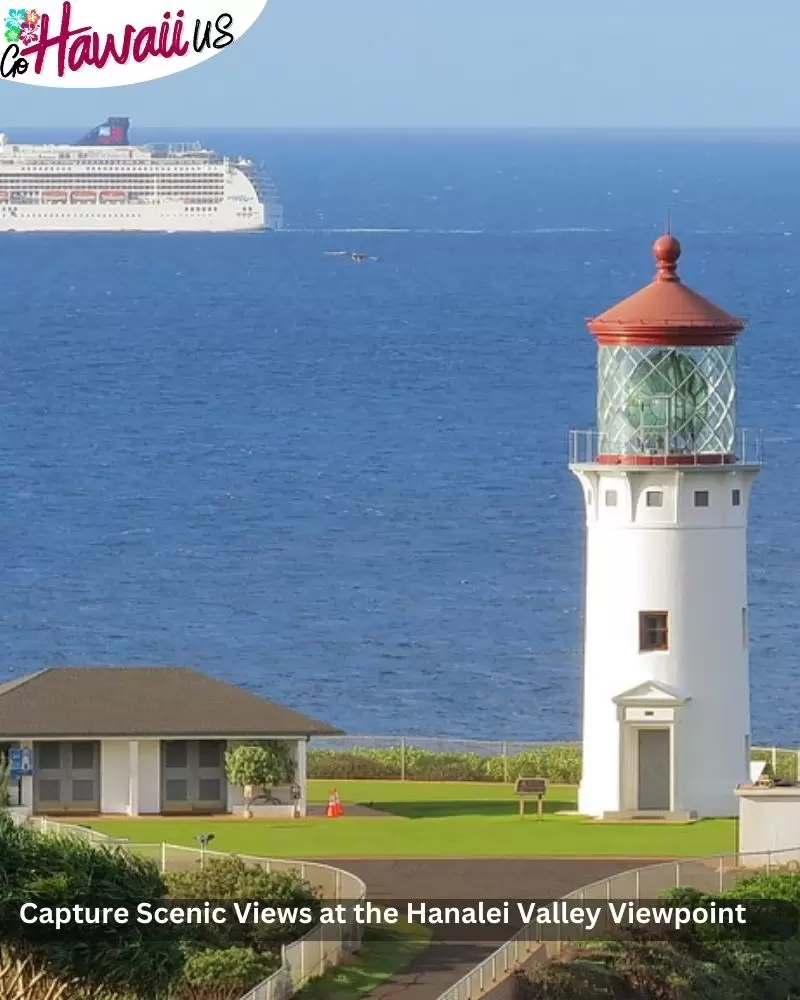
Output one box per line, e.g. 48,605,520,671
315,857,644,1000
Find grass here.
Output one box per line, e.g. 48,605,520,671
85,780,738,858
294,922,431,1000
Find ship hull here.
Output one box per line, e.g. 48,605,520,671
0,200,267,233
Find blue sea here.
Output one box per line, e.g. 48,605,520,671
2,128,799,745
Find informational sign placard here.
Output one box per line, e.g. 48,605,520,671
8,746,34,776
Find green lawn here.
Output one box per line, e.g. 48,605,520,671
86,780,738,858
295,923,431,1000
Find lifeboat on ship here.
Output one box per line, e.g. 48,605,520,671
70,190,97,203
42,190,68,202
99,190,126,203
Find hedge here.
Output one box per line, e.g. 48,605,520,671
307,745,583,783
309,745,799,784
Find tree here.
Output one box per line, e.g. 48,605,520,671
224,743,295,818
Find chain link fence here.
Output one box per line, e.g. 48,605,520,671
434,846,800,1000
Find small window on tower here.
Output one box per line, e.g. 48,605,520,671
694,490,710,507
645,491,663,508
605,490,618,507
639,611,669,652
732,489,741,506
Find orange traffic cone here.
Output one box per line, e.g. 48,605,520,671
326,789,344,818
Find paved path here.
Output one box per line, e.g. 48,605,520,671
315,857,645,1000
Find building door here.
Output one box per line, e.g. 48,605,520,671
33,742,100,813
637,729,671,811
161,741,225,813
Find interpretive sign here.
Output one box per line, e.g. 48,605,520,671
514,776,547,818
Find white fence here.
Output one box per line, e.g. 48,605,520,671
23,820,366,1000
433,846,800,1000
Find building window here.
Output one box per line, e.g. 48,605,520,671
645,491,663,508
694,490,709,507
639,611,669,652
732,489,741,506
605,490,618,507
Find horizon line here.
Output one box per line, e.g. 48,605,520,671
8,124,800,133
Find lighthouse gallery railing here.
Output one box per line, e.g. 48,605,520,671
568,426,764,466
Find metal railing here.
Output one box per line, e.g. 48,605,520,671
22,820,366,1000
568,427,764,466
27,816,122,843
434,846,800,1000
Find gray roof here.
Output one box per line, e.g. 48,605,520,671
0,667,342,739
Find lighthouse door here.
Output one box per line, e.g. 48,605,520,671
637,729,671,811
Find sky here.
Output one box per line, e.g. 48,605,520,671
3,0,800,129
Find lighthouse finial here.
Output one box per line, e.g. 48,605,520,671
652,232,681,282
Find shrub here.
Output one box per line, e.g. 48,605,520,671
307,744,582,783
750,749,797,782
519,872,800,1000
0,813,184,1000
175,945,280,1000
164,855,321,951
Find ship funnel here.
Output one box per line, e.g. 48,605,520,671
76,117,131,146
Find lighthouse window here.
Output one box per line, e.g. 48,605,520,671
605,490,618,507
694,490,710,507
639,611,669,652
732,489,741,506
645,491,663,508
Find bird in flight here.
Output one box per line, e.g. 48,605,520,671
325,251,380,263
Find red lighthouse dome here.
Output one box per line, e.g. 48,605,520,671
581,234,746,466
588,235,745,347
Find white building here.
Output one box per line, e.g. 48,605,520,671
570,234,760,820
0,666,340,817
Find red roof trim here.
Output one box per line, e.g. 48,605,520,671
597,453,737,467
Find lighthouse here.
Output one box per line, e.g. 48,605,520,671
570,234,760,820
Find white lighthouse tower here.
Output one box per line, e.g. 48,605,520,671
570,234,760,820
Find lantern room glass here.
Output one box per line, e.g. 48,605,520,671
597,345,736,457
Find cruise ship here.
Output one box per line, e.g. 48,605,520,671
0,118,281,233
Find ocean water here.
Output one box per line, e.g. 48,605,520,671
1,128,799,744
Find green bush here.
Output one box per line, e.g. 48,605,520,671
175,945,280,1000
519,871,800,1000
751,749,798,781
0,813,184,1000
307,744,582,783
164,854,321,951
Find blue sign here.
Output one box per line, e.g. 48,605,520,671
8,747,33,777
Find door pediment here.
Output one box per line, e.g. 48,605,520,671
613,680,688,707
